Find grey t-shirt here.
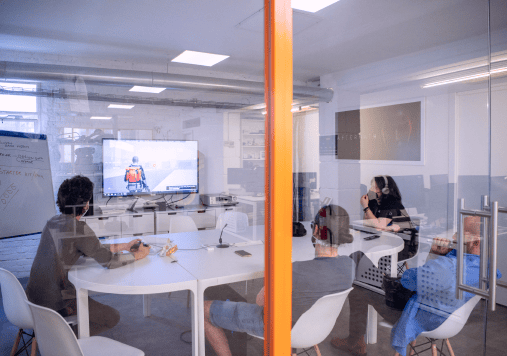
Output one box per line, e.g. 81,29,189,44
292,256,356,325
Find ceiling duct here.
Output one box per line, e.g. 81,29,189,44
0,61,334,102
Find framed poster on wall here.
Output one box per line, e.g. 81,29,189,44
335,99,424,164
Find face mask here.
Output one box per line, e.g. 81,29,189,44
81,207,89,217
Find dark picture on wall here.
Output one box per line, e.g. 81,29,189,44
335,101,423,162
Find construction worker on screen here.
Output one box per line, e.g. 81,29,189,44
124,156,149,193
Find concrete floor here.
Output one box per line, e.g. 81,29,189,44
2,277,507,356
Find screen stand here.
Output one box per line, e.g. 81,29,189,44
127,198,139,213
216,243,230,248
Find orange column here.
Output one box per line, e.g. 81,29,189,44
264,0,293,355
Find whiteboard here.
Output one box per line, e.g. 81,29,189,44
0,130,56,238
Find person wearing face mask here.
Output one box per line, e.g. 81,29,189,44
26,175,150,336
360,175,411,233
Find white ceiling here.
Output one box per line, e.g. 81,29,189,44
0,0,505,82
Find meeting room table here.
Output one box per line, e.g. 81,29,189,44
68,223,404,356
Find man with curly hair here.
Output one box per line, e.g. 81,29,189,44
27,175,150,335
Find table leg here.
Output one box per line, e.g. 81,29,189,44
197,282,206,356
143,295,151,317
390,253,398,278
366,305,377,344
76,288,90,338
190,289,198,356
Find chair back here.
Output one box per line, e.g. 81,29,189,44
27,300,84,356
215,211,249,232
291,287,353,349
169,215,198,233
421,294,481,340
0,268,34,330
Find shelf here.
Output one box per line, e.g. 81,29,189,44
243,133,265,135
242,145,265,148
243,159,265,160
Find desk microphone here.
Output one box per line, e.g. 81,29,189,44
217,223,230,248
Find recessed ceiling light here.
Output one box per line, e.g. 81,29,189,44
129,86,165,93
90,116,112,120
171,50,229,67
291,0,339,12
108,104,135,109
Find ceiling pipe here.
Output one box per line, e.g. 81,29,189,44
0,61,334,102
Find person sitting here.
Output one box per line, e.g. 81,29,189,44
360,175,411,233
26,175,150,336
203,205,356,356
331,216,502,356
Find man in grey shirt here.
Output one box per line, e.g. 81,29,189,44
203,205,356,356
26,175,150,335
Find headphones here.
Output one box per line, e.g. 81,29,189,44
381,175,390,195
311,205,334,247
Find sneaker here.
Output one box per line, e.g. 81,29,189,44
330,336,367,356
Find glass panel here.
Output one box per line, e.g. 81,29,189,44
486,0,507,352
0,2,266,356
293,1,495,355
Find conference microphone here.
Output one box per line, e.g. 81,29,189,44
217,223,230,248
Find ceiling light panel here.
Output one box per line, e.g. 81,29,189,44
291,0,339,13
108,104,135,109
90,116,112,120
171,50,229,67
129,86,165,93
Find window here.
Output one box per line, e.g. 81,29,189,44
0,82,38,133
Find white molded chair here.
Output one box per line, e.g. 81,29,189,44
380,294,481,356
0,268,38,356
0,268,79,356
169,215,198,233
215,211,249,231
27,300,144,356
250,287,353,356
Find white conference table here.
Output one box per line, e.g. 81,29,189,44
69,224,404,355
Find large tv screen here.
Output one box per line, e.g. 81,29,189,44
102,139,198,196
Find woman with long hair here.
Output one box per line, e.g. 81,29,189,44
360,175,409,232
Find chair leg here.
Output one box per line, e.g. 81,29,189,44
445,339,456,356
30,337,37,356
10,329,22,356
409,340,417,356
314,345,322,356
431,343,438,356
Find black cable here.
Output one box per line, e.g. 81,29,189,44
171,193,191,204
105,197,112,206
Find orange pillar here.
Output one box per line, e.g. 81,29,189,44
264,0,293,355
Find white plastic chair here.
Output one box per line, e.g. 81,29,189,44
380,294,481,356
169,215,198,233
0,268,78,356
250,287,353,356
215,211,249,232
26,300,144,356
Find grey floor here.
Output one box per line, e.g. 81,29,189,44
2,277,507,356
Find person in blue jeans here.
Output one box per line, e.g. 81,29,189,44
203,205,357,356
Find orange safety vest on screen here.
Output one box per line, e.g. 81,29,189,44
126,166,142,183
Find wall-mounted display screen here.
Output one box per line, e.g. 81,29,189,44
336,101,423,163
102,139,198,196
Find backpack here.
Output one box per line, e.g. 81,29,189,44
126,166,142,183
